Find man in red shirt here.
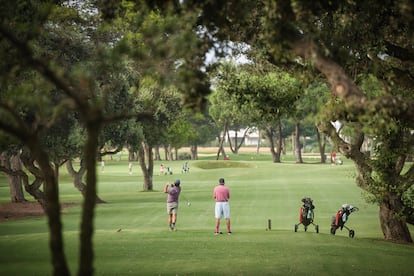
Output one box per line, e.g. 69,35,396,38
213,178,232,235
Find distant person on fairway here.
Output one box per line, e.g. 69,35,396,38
214,178,232,235
128,162,133,174
164,179,181,231
160,164,165,175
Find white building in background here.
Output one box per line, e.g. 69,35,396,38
224,128,262,146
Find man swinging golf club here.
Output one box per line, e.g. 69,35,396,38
164,179,181,231
214,178,232,235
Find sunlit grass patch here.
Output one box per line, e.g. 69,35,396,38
193,160,255,169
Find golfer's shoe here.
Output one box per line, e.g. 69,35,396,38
227,232,232,235
214,232,223,235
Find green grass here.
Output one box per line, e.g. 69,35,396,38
1,157,414,275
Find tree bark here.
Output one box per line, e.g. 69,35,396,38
154,145,161,161
190,145,198,160
27,138,69,276
379,197,413,242
265,126,281,163
315,126,327,163
255,129,261,154
216,122,228,160
19,148,46,206
227,129,237,154
174,147,178,160
66,159,106,204
78,122,101,276
0,151,26,202
294,123,303,163
227,127,250,154
276,122,283,161
138,142,153,191
163,145,168,161
168,144,173,161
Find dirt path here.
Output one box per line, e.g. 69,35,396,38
0,201,45,222
0,201,77,223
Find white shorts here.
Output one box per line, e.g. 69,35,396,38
215,202,230,219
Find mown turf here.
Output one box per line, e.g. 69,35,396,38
0,156,413,275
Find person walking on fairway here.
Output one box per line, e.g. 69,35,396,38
214,178,232,235
164,179,181,231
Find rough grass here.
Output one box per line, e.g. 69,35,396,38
0,156,414,275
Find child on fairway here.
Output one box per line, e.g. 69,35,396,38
164,179,181,231
214,178,232,235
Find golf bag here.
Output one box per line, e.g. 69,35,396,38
182,162,189,173
330,204,359,238
334,157,343,165
294,197,319,233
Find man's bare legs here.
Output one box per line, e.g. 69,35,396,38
215,218,220,233
215,218,231,234
168,213,177,230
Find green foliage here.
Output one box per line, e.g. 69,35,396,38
402,185,414,209
116,1,212,111
167,111,218,148
211,62,302,129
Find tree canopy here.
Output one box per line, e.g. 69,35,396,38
1,1,414,274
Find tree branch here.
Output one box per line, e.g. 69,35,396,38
0,23,86,111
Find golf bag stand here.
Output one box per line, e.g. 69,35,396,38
330,204,359,238
294,197,319,233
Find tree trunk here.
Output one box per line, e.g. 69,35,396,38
174,147,178,160
154,145,161,161
294,123,303,163
256,129,261,154
274,119,284,162
227,129,237,154
163,145,168,161
27,139,70,276
0,151,26,202
315,126,327,163
238,128,250,152
19,148,46,206
190,145,198,160
379,198,413,243
78,123,101,276
168,144,173,161
216,122,228,160
265,126,281,163
138,142,153,191
227,127,250,154
146,144,154,190
66,160,106,204
10,152,26,202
